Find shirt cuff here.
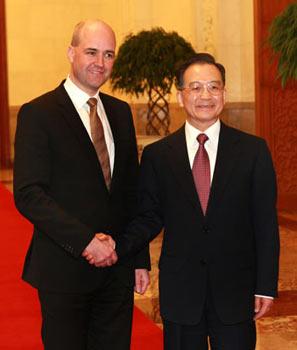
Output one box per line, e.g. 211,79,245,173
254,294,274,299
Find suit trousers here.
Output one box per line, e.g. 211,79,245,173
163,289,256,350
38,269,134,350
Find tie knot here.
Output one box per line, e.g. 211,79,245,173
87,97,98,108
197,133,208,145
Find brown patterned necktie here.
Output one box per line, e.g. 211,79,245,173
87,97,111,190
192,133,210,215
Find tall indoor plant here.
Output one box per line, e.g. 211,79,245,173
268,2,297,87
111,27,195,135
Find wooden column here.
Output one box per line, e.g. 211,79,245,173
0,0,11,168
254,0,297,211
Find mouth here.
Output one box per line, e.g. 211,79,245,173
196,104,215,109
89,69,104,75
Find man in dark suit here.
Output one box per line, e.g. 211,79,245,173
13,19,150,350
103,53,279,349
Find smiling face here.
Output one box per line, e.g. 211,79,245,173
177,63,226,131
67,21,116,96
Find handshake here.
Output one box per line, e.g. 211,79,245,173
82,233,118,267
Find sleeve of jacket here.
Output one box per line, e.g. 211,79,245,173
123,104,151,270
252,139,280,297
13,103,95,258
116,145,164,260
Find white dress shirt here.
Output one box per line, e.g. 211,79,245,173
64,76,115,175
185,119,220,180
184,118,273,300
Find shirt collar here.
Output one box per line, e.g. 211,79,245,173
64,75,99,108
185,119,221,147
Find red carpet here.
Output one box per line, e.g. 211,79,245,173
0,184,163,349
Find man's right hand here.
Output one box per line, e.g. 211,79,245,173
82,233,117,267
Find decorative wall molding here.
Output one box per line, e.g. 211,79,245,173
254,0,297,211
194,0,217,55
201,0,217,55
272,87,297,195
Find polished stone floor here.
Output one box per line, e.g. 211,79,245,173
1,167,297,349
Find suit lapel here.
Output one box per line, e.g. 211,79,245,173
166,123,241,219
206,122,241,218
55,83,108,187
166,126,204,217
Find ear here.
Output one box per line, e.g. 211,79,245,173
67,46,75,63
177,91,184,107
222,88,226,105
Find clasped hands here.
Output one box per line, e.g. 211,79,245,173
82,233,117,267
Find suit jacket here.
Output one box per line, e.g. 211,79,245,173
14,81,150,293
117,122,279,325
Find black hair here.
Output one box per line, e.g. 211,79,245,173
176,53,226,88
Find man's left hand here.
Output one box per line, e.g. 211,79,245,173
254,296,273,320
134,269,150,294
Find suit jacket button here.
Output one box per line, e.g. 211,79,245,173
200,259,207,265
202,226,209,234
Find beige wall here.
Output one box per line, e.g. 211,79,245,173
6,0,254,106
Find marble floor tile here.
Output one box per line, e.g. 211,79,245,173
256,316,297,350
278,226,297,291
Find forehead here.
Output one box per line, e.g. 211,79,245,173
78,25,116,50
183,63,222,83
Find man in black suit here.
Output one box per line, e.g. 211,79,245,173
13,19,150,350
101,53,279,349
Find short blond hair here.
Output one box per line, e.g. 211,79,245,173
70,21,86,47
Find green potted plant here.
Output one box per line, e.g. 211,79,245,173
268,2,297,87
111,27,195,135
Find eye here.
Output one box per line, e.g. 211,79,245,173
104,51,115,60
209,85,219,91
189,83,202,93
86,50,96,56
208,83,221,93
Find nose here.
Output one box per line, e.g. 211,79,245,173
95,53,104,66
200,84,211,98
